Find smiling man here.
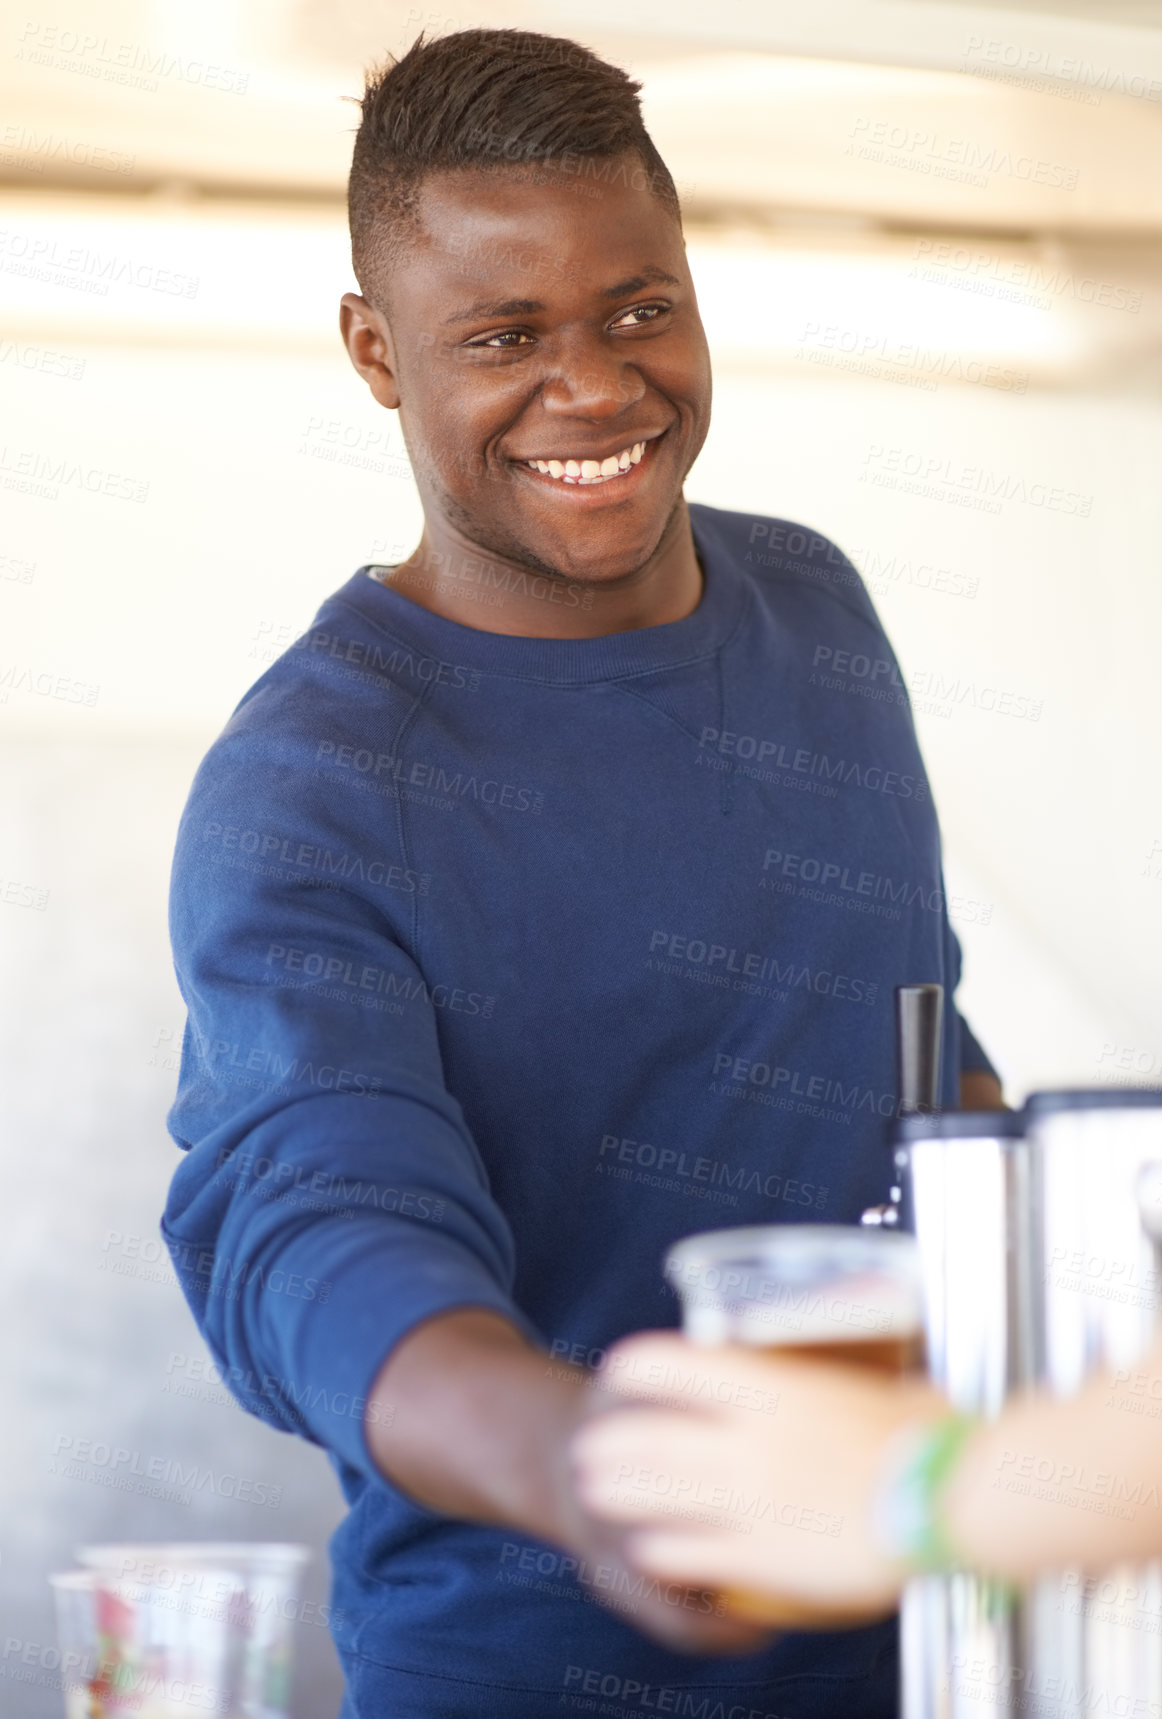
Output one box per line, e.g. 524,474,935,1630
342,100,708,632
162,27,1002,1719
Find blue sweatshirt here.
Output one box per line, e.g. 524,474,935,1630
163,501,996,1719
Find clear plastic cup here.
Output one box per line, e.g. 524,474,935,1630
52,1544,309,1717
665,1223,924,1361
663,1225,925,1628
49,1573,112,1719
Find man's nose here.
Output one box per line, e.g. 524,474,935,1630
539,336,645,419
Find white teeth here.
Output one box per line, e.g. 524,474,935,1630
524,438,654,485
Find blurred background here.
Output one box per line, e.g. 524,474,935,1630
3,0,1162,1710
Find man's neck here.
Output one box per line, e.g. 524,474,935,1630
382,508,704,640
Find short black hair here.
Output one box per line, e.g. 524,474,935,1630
348,28,682,313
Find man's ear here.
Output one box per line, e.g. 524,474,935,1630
339,292,401,410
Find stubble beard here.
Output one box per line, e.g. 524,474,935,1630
433,471,685,591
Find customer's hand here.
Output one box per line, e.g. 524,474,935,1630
569,1332,951,1623
546,1364,780,1655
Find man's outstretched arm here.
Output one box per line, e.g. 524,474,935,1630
363,1307,774,1655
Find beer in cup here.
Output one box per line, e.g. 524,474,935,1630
663,1225,925,1627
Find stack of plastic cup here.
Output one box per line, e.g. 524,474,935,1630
50,1543,309,1718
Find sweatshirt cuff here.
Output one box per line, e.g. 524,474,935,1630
272,1236,540,1483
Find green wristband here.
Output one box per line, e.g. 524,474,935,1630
872,1412,979,1571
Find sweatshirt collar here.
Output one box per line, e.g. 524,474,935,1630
339,504,745,685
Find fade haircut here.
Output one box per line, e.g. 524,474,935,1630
348,28,682,313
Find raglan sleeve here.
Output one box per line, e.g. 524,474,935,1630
160,717,532,1486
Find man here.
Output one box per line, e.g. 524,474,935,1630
162,27,1003,1718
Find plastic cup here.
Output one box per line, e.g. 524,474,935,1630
663,1225,925,1627
52,1544,309,1717
665,1223,924,1359
49,1573,111,1719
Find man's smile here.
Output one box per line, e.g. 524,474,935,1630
512,428,669,496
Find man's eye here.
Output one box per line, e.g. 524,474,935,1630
611,303,669,329
464,304,669,348
470,330,533,349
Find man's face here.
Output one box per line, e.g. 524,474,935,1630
367,157,712,585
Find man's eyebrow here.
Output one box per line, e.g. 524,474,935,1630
599,269,682,299
440,269,682,327
442,296,542,327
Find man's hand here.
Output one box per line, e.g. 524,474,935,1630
363,1309,774,1654
959,1069,1006,1110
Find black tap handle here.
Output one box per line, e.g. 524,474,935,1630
896,983,944,1114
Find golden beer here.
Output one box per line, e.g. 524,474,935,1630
663,1225,925,1630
